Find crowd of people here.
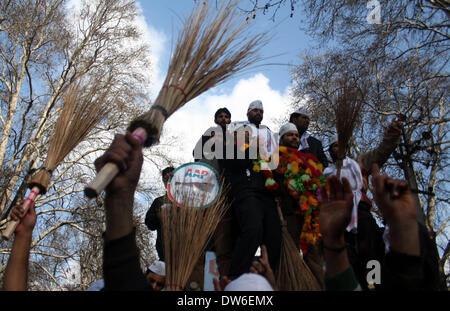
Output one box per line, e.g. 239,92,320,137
1,100,446,291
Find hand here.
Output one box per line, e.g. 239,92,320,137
249,245,277,290
213,276,231,291
94,132,143,197
319,177,353,276
10,200,37,235
387,118,403,135
371,164,419,255
95,132,143,241
371,163,416,226
319,176,354,246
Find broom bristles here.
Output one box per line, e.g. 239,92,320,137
129,0,270,146
275,201,322,291
334,81,363,177
28,82,111,193
161,178,230,291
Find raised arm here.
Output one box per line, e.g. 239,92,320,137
94,132,149,290
319,177,360,291
2,201,37,291
94,132,143,241
358,120,402,176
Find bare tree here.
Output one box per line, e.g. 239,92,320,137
0,0,179,290
290,50,449,287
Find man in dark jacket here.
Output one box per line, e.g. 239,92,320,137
289,107,328,168
144,166,174,261
193,107,231,167
223,100,281,280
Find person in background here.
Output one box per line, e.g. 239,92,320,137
145,260,166,291
145,166,174,262
289,107,328,168
193,107,231,167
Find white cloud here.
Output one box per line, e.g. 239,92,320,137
162,74,292,163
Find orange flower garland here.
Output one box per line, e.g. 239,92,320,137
253,146,326,254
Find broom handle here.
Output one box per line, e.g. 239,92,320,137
2,186,40,240
275,198,286,225
336,159,343,180
84,127,147,198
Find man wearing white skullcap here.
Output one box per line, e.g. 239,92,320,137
145,260,166,291
246,100,277,158
289,107,328,168
247,100,263,114
221,99,281,281
323,136,363,234
278,122,300,149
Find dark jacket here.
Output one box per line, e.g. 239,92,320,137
103,229,151,291
301,136,329,168
145,195,170,261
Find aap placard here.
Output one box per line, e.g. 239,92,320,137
167,162,221,209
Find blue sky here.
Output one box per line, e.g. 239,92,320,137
135,1,315,163
139,0,313,92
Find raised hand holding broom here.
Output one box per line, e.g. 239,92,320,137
2,83,111,239
85,0,270,198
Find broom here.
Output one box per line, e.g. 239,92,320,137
84,0,269,198
161,179,230,291
334,82,363,179
275,198,322,291
2,83,111,239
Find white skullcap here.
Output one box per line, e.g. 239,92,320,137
279,122,298,141
292,106,309,117
86,279,104,291
247,100,263,113
149,260,166,276
224,273,274,291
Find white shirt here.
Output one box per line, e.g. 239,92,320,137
323,157,363,233
228,121,276,159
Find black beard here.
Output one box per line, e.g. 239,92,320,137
249,116,262,126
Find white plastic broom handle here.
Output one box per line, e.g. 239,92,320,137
84,127,147,198
2,186,40,240
84,162,120,198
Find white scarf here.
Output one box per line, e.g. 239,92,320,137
323,157,363,233
299,131,310,150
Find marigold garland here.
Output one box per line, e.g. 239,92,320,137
253,146,326,254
